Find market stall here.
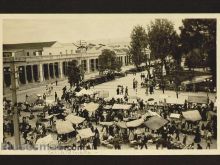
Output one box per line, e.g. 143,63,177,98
182,110,202,121
56,120,75,134
144,116,168,130
188,96,208,104
84,102,100,112
65,114,85,124
126,118,144,127
77,128,95,139
35,134,58,148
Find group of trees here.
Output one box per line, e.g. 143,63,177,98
98,49,122,74
129,18,216,87
67,19,216,88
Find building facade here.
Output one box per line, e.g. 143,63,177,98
3,41,132,89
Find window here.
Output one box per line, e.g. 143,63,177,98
60,52,62,55
49,53,52,55
27,52,29,56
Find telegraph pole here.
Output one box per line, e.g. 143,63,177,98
10,56,21,149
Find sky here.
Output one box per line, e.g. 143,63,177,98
3,15,184,44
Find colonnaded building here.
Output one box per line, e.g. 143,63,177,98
3,41,140,91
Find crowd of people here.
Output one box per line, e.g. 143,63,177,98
2,70,217,150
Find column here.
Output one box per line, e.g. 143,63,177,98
31,65,35,83
47,64,51,80
38,63,44,82
94,59,96,71
53,63,56,78
122,56,124,66
87,59,90,73
59,61,63,79
24,65,28,84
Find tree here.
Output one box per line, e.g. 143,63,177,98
180,19,216,86
129,25,148,68
147,19,178,92
147,19,178,65
67,60,81,87
184,49,203,71
98,49,122,73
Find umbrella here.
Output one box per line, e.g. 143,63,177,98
77,128,95,139
35,134,58,147
117,121,127,129
65,114,85,124
84,102,99,112
126,118,144,127
112,104,132,110
148,98,154,101
56,120,75,134
99,122,114,126
37,94,41,97
182,110,202,121
144,116,168,130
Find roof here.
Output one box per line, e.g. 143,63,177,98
3,41,57,50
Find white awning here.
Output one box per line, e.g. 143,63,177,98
170,113,181,119
77,128,95,139
84,102,100,112
126,118,144,127
56,120,75,134
112,104,132,110
65,114,85,124
182,110,202,121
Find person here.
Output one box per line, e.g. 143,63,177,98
55,92,58,102
55,80,58,86
161,83,165,94
188,142,194,149
116,87,120,95
25,94,29,102
194,127,201,144
121,86,124,95
43,93,46,101
125,86,128,96
140,133,148,149
182,134,187,145
206,137,211,149
175,127,180,141
113,134,121,149
62,86,67,94
93,136,99,150
197,143,203,149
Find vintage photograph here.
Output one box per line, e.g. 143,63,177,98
2,15,217,152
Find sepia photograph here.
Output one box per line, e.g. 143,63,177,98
1,15,217,153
